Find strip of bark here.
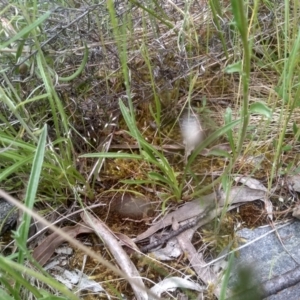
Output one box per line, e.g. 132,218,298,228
81,211,148,300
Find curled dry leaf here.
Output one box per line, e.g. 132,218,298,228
135,193,215,242
149,276,204,300
234,176,273,220
234,176,268,191
53,268,105,293
149,237,182,261
135,186,266,242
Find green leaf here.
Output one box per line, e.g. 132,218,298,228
0,156,34,182
119,101,140,142
0,288,14,300
17,124,47,270
0,257,42,299
281,144,292,152
0,256,80,300
39,295,68,300
249,102,272,118
293,122,298,135
121,179,153,185
225,61,242,74
225,107,235,156
148,172,171,185
140,149,158,164
0,133,35,151
207,149,231,158
291,167,300,175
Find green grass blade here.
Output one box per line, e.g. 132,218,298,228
0,288,15,300
16,124,47,267
0,156,34,182
0,255,80,300
58,43,89,82
0,255,42,298
81,152,143,160
230,0,251,157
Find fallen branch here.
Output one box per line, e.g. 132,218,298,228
228,266,300,299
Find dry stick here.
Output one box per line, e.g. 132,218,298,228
0,189,159,300
262,266,300,296
140,211,210,253
228,266,300,299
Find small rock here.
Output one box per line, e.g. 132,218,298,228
110,194,153,220
0,198,18,235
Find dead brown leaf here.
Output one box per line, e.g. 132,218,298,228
234,176,273,220
135,186,266,242
33,223,93,266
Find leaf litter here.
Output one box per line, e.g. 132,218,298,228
36,184,270,299
31,177,284,298
3,0,299,299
